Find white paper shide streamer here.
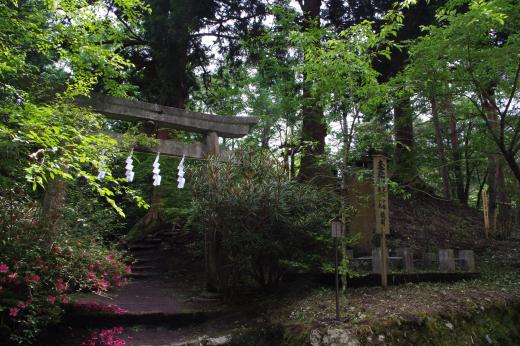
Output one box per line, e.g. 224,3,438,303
97,150,107,180
152,152,161,186
125,149,135,182
177,155,185,189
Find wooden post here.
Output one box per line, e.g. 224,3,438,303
380,234,388,288
331,220,344,321
483,188,490,238
373,155,390,289
334,237,340,320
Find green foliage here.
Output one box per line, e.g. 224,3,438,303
0,187,130,345
407,0,520,187
190,149,343,290
0,0,150,215
0,1,151,342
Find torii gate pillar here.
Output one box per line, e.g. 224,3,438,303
205,131,221,292
205,132,220,155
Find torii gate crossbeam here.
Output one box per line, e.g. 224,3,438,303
76,93,258,158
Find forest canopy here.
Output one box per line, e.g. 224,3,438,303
0,0,519,344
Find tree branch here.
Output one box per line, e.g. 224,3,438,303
191,32,239,40
502,59,520,118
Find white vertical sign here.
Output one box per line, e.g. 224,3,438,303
373,155,390,235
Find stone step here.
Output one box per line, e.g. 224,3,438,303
160,231,176,237
143,237,163,243
132,257,162,264
171,335,232,346
128,272,163,279
127,244,158,251
131,265,156,272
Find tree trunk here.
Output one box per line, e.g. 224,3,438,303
483,96,510,237
444,96,466,205
393,96,417,185
41,178,67,234
475,169,488,209
430,96,450,199
298,0,327,181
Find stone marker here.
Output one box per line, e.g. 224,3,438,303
372,247,382,273
423,252,437,268
458,250,476,272
439,249,455,272
396,248,414,272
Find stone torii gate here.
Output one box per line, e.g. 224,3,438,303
77,93,258,158
77,93,258,291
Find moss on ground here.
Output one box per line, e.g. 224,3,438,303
366,301,520,345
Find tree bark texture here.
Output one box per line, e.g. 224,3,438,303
444,96,466,205
298,0,327,181
393,96,417,185
41,178,67,233
483,96,511,238
430,96,450,199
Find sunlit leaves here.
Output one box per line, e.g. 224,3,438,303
0,0,151,215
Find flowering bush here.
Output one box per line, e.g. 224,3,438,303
81,327,127,346
72,301,128,315
0,190,130,345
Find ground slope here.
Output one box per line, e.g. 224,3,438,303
388,193,520,265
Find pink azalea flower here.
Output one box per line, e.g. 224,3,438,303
9,307,19,317
26,274,41,284
124,265,131,274
0,263,8,273
98,278,110,290
17,300,30,309
7,272,17,281
55,278,66,292
86,271,97,281
61,298,69,304
47,295,56,304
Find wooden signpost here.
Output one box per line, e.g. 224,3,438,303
373,155,389,289
482,187,490,238
331,220,344,320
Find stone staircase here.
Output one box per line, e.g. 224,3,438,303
126,226,183,280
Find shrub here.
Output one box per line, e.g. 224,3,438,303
190,149,340,291
0,188,129,345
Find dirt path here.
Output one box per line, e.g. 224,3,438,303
71,277,222,315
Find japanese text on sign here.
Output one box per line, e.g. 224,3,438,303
373,155,390,234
